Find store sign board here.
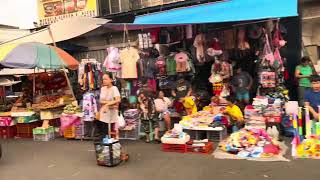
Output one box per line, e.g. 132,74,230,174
38,0,98,26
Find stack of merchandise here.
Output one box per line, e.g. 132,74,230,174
245,96,283,129
161,124,190,145
179,107,228,130
119,109,139,140
219,128,282,158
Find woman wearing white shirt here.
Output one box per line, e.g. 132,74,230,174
99,73,121,139
154,90,172,130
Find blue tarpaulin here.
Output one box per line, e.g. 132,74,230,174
134,0,298,25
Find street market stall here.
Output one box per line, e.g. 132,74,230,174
0,42,80,140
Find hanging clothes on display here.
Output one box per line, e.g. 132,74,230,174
237,28,250,50
138,33,153,49
82,92,98,121
166,53,177,76
193,33,206,63
175,52,189,73
79,60,103,91
120,47,140,79
104,47,121,72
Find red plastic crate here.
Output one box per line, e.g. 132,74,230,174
16,121,41,138
0,126,17,139
186,142,214,155
162,144,187,153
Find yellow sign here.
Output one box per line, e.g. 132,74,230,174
38,0,98,26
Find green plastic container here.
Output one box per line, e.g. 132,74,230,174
33,126,54,135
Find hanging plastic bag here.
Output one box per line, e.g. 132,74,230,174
118,113,126,129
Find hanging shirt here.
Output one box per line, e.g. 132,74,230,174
138,33,153,49
166,55,177,76
120,47,140,79
104,47,121,72
82,93,98,121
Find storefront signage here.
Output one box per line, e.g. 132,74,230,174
38,0,98,26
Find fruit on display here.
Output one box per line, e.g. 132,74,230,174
63,104,81,114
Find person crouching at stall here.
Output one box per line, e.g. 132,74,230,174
223,96,244,132
98,73,121,139
138,91,160,143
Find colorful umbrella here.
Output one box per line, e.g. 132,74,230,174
0,42,79,70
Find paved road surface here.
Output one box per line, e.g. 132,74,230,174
0,139,319,180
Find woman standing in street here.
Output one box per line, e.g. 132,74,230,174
98,73,121,139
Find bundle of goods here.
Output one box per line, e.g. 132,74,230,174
32,126,55,141
60,113,82,135
219,128,283,158
94,136,128,167
161,124,190,145
294,135,320,159
246,96,283,124
179,108,228,129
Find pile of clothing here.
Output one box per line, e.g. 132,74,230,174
161,124,190,144
219,128,281,158
179,108,228,129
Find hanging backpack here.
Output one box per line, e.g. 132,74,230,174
156,56,167,76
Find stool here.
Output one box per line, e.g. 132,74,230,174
139,119,155,141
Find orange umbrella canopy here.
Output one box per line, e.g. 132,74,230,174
0,42,79,70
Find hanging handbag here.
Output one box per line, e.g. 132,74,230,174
262,33,275,65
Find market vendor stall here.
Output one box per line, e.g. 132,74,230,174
0,42,80,139
179,106,228,142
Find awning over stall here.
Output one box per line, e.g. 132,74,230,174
134,0,298,25
0,17,109,47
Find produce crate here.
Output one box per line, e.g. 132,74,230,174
33,126,55,141
207,128,228,142
74,122,84,139
0,125,17,139
0,117,14,126
161,143,187,153
63,122,84,139
64,126,76,139
33,126,54,134
184,128,227,142
16,121,42,138
186,142,214,154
